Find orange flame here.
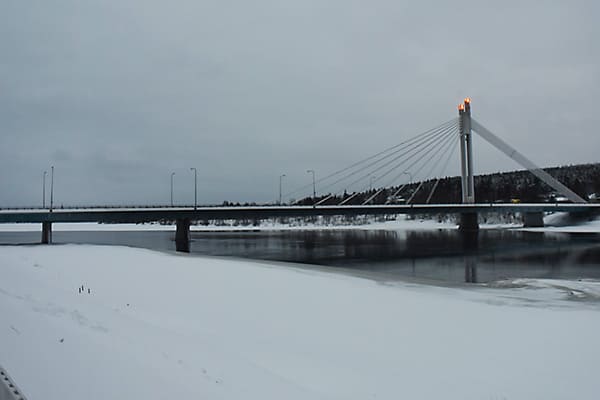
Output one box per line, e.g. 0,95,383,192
458,103,465,111
464,97,471,104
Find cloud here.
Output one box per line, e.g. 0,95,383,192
1,0,598,206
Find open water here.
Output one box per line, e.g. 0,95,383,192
1,228,600,284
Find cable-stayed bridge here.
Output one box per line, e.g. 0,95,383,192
2,99,597,252
284,98,586,207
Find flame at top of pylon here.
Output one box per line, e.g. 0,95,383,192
464,97,471,104
458,103,465,111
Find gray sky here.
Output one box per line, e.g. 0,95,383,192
1,0,598,207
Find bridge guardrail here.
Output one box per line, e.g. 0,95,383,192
0,201,593,212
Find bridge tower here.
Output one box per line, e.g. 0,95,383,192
458,98,478,230
459,98,475,203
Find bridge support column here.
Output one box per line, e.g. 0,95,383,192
175,219,190,253
41,222,52,244
459,212,479,232
523,212,544,228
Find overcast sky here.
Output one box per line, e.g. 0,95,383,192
1,0,598,207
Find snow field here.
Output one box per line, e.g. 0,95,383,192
1,245,599,399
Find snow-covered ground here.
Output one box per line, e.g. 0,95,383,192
0,221,177,232
0,217,456,232
520,211,600,233
0,212,598,233
1,244,599,400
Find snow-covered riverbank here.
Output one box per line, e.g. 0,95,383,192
0,216,454,232
0,212,598,233
1,244,599,399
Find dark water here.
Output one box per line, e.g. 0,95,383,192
2,229,600,284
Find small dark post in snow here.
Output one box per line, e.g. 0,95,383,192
88,288,90,294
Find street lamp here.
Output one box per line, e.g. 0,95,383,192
190,167,197,210
50,166,54,212
170,172,176,207
369,175,377,191
42,170,47,208
306,169,316,200
402,171,413,201
279,174,286,205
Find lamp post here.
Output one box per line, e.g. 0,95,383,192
43,170,47,208
50,166,54,212
306,169,316,200
170,172,175,207
279,174,286,205
190,167,197,210
369,175,377,191
403,172,413,200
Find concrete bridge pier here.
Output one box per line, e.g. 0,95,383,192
41,222,52,244
175,219,191,253
523,212,544,228
458,212,479,232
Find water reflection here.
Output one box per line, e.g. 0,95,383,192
1,229,600,284
197,229,600,284
460,231,479,283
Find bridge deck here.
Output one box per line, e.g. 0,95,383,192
0,203,598,224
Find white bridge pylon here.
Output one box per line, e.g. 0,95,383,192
457,98,587,204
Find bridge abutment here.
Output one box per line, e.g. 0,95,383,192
41,222,52,244
175,219,191,253
523,212,544,228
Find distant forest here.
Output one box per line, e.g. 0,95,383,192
295,162,600,205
